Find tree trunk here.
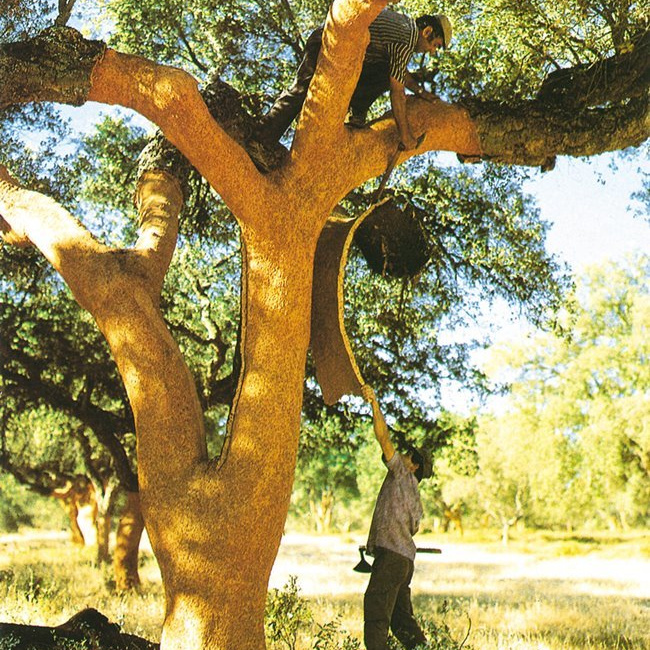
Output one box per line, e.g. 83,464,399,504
92,480,117,565
309,489,334,533
501,519,511,546
143,227,315,650
114,491,145,591
66,501,85,545
96,510,111,565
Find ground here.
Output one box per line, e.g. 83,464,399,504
0,529,648,649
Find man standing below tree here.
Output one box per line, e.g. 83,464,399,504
254,8,452,151
361,384,433,650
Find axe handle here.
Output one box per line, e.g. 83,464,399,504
372,143,404,204
358,545,442,554
371,134,426,204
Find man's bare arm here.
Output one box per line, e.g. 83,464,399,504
388,77,417,150
361,385,396,462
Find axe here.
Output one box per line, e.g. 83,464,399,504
353,545,441,573
372,133,426,204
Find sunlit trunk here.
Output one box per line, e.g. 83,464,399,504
66,502,85,546
309,489,334,533
87,216,317,649
114,491,145,591
95,511,112,564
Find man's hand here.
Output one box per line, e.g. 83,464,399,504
389,78,419,152
362,384,396,462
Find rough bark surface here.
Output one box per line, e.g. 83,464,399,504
0,26,105,107
114,492,145,591
466,95,649,167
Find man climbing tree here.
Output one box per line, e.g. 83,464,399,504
0,0,647,648
254,8,451,152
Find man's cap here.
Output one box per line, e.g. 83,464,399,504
435,14,453,49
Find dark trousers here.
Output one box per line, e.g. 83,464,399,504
259,27,390,142
364,548,427,650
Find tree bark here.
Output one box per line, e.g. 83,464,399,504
94,482,118,565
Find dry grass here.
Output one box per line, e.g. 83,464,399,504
0,529,648,649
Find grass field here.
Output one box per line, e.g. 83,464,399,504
0,529,648,649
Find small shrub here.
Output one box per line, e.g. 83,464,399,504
413,600,473,650
8,565,63,603
265,576,312,650
313,616,361,650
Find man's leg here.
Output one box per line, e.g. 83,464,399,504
389,562,427,649
348,61,390,126
257,27,323,142
364,549,412,650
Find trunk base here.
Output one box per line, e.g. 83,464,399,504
0,608,158,649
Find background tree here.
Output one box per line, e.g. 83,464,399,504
292,411,362,533
0,0,647,647
481,254,650,531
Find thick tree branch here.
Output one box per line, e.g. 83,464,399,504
55,0,77,27
133,170,183,296
0,455,59,497
465,94,649,167
87,49,278,219
0,27,105,106
0,165,182,311
0,170,112,311
0,27,278,225
537,30,650,108
292,0,387,159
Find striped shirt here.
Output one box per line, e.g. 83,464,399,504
365,9,419,84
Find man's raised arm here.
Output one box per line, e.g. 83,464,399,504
361,384,396,462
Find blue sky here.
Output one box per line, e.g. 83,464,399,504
527,153,649,272
436,149,649,413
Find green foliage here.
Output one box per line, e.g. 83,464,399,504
292,412,362,531
264,576,363,650
0,0,51,43
416,602,473,650
478,254,650,531
71,114,148,243
340,161,569,427
0,474,35,532
402,0,646,103
313,617,361,650
265,576,313,650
